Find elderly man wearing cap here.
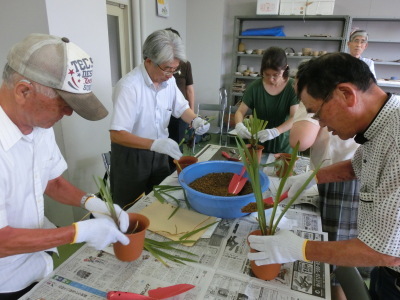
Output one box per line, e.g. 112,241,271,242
0,33,130,299
109,29,209,209
348,29,376,78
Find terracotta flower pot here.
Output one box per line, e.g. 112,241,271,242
248,229,281,280
113,213,150,262
245,144,264,164
274,153,297,178
174,156,198,175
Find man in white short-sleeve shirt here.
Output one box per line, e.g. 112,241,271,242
0,34,130,298
109,30,209,209
347,29,376,78
247,53,400,299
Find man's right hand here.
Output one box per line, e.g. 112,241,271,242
72,219,129,250
235,122,252,139
150,138,182,160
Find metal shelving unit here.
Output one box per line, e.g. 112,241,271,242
230,15,351,104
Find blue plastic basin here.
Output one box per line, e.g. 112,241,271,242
178,161,269,219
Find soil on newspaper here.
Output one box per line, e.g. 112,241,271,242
188,172,253,196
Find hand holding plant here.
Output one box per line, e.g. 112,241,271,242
94,177,129,232
242,110,268,149
85,196,129,233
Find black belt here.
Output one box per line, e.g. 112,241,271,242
384,267,400,279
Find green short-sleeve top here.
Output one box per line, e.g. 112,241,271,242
242,77,299,153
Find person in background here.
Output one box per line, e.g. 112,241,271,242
0,33,129,299
348,29,376,77
235,47,299,154
289,60,361,300
165,27,195,173
109,29,209,209
248,52,400,300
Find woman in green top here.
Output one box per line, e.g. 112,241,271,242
235,47,299,153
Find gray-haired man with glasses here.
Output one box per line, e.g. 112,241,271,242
109,29,209,209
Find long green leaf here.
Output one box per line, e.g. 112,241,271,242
179,221,218,241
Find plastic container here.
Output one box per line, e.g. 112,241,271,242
178,161,270,219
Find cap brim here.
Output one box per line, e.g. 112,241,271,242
55,90,108,121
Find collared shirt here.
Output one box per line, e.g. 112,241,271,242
293,102,359,169
352,94,400,273
110,63,189,139
360,57,376,78
0,106,67,292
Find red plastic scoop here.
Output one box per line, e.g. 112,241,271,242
228,166,247,195
221,151,240,161
263,191,289,205
107,284,195,300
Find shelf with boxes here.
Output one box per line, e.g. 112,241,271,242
257,0,335,16
349,17,400,93
230,15,351,103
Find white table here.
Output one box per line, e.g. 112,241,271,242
22,144,330,300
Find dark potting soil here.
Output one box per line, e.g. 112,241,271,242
188,172,253,196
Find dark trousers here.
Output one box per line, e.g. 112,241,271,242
370,267,400,299
0,282,37,300
168,116,188,173
110,143,171,209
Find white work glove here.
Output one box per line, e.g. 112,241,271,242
282,171,317,204
192,117,210,135
150,138,182,160
235,122,251,139
85,197,129,233
73,219,130,250
248,230,309,265
257,128,280,143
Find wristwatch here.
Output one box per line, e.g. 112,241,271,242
80,193,96,208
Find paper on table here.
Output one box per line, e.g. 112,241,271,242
138,201,218,246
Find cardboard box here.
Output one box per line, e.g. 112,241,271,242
306,0,335,15
257,0,280,15
279,0,307,15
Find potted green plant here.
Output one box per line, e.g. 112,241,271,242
242,110,268,163
94,177,199,265
236,138,320,280
173,115,215,173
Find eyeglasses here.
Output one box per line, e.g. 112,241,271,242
311,100,327,121
263,71,283,80
351,38,367,45
156,64,181,75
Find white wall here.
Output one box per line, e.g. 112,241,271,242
186,0,226,104
45,0,114,224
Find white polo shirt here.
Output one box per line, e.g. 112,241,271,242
292,102,359,169
0,106,67,292
352,94,400,273
110,63,189,139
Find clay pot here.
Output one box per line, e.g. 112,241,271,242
113,213,150,262
238,42,245,52
174,156,198,175
245,144,264,164
248,230,281,280
302,47,312,56
274,153,297,178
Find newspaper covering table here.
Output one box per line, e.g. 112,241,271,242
22,144,330,300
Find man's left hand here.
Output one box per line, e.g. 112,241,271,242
84,197,129,233
192,117,210,135
248,230,309,265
